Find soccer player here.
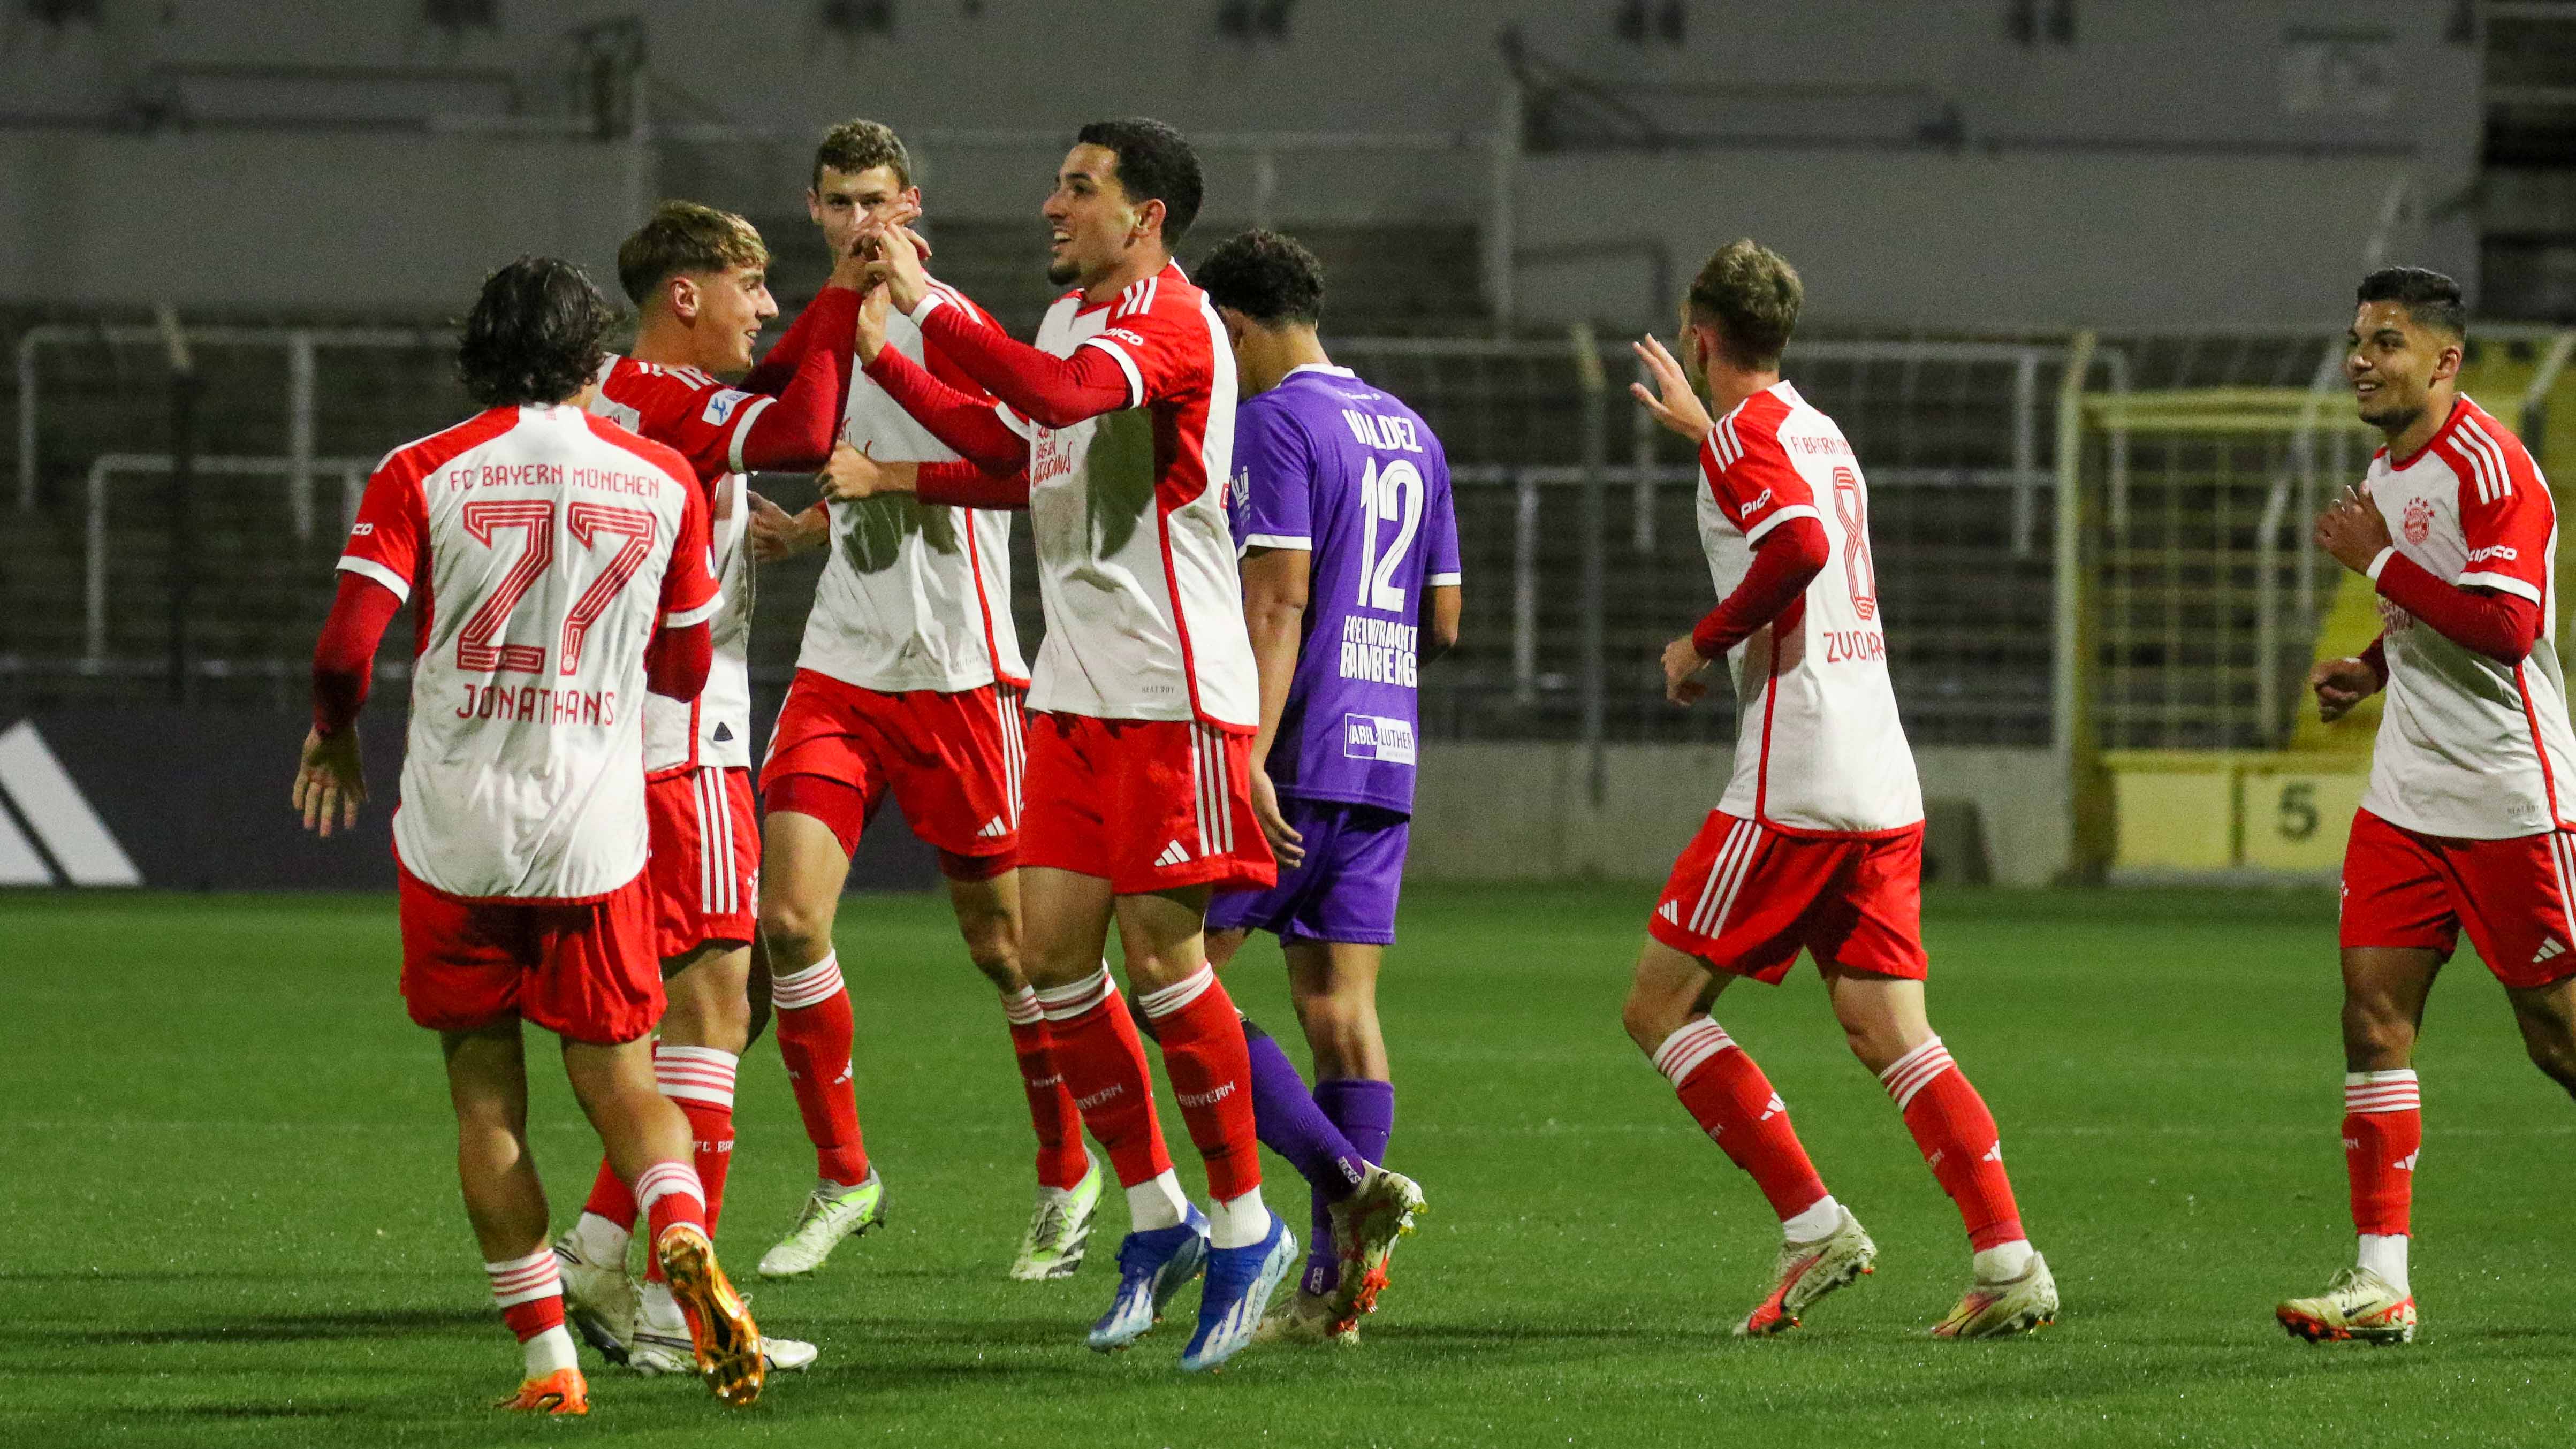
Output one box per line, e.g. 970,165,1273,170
292,256,764,1410
1621,239,2056,1339
1191,228,1447,1344
738,120,1100,1284
2278,266,2576,1345
819,118,1292,1370
544,201,855,1375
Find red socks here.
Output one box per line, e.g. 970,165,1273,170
2344,1070,2421,1237
635,1160,709,1248
485,1247,567,1341
1034,967,1172,1189
1881,1036,2025,1251
577,1043,736,1269
1136,967,1263,1203
1654,1018,1829,1221
1004,986,1091,1192
772,952,872,1187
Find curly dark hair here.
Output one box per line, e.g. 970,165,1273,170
1075,116,1203,247
1196,228,1325,326
457,257,615,408
2357,266,2467,340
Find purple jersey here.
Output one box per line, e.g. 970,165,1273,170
1228,364,1460,816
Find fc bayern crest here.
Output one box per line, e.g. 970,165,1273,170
2402,497,2433,545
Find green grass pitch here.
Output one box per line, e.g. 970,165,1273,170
5,883,2573,1447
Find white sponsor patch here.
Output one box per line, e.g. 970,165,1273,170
1342,713,1417,766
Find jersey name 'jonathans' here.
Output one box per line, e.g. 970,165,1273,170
1340,614,1421,686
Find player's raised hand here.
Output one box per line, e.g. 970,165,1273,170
1632,334,1715,441
854,281,891,365
2311,655,2381,722
1248,766,1306,868
747,491,826,562
856,218,930,315
817,440,915,503
2314,483,2393,575
1661,634,1714,706
292,726,366,838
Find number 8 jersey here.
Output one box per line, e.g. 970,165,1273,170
337,402,719,901
1694,381,1923,835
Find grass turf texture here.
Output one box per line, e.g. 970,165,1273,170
4,884,2572,1448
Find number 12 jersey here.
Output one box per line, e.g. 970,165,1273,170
1694,381,1922,835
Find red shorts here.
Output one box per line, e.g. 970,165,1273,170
760,669,1023,869
1019,712,1277,895
2340,807,2576,988
397,864,662,1045
1647,811,1928,983
645,765,758,959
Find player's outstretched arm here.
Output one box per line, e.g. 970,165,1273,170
734,342,853,473
863,224,1131,429
297,571,400,836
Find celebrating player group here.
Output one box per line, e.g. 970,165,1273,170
288,106,2567,1414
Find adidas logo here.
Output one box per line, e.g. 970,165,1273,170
1154,840,1191,868
0,721,141,886
977,816,1009,840
2536,937,2566,965
1981,1143,2004,1164
1657,901,1680,924
1760,1093,1785,1122
2395,1150,2420,1171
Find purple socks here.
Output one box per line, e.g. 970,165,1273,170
1308,1077,1395,1294
1238,1017,1400,1297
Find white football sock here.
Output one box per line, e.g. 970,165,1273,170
1781,1194,1843,1243
1973,1238,2035,1283
570,1211,630,1264
1206,1187,1273,1249
2358,1233,2410,1296
1126,1170,1190,1232
523,1324,579,1378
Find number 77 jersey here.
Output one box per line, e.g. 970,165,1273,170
337,402,719,902
1694,381,1923,835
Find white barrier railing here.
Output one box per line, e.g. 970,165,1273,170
84,453,374,665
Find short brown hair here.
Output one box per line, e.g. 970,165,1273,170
615,200,768,307
812,118,912,192
1686,239,1802,369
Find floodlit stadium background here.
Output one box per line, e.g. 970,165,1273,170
0,0,2570,889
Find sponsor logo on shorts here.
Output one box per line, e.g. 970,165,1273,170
1155,840,1192,868
2535,936,2566,965
1343,713,1417,766
978,817,1010,839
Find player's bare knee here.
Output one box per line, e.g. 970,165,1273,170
2341,996,2417,1067
759,898,834,967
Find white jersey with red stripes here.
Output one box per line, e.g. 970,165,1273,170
1020,262,1256,729
797,280,1027,695
335,403,719,901
2361,394,2573,840
1693,381,1922,835
586,354,756,773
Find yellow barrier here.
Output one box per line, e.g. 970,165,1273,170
2107,750,2366,879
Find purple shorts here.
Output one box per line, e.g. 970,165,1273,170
1206,797,1409,946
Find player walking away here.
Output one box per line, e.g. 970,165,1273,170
819,118,1293,1371
2279,267,2576,1345
739,120,1101,1285
1190,228,1447,1345
544,202,855,1376
1621,239,2056,1340
293,257,764,1410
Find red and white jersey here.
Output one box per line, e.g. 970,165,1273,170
1022,263,1255,728
2360,395,2574,840
1694,382,1923,835
586,355,757,774
336,403,719,901
796,282,1027,695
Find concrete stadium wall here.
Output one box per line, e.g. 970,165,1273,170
1410,743,2069,887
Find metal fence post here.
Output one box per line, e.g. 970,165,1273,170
1571,324,1608,806
157,306,197,707
288,331,317,542
2011,352,2039,557
1512,469,1538,705
16,331,39,511
2054,330,2104,880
